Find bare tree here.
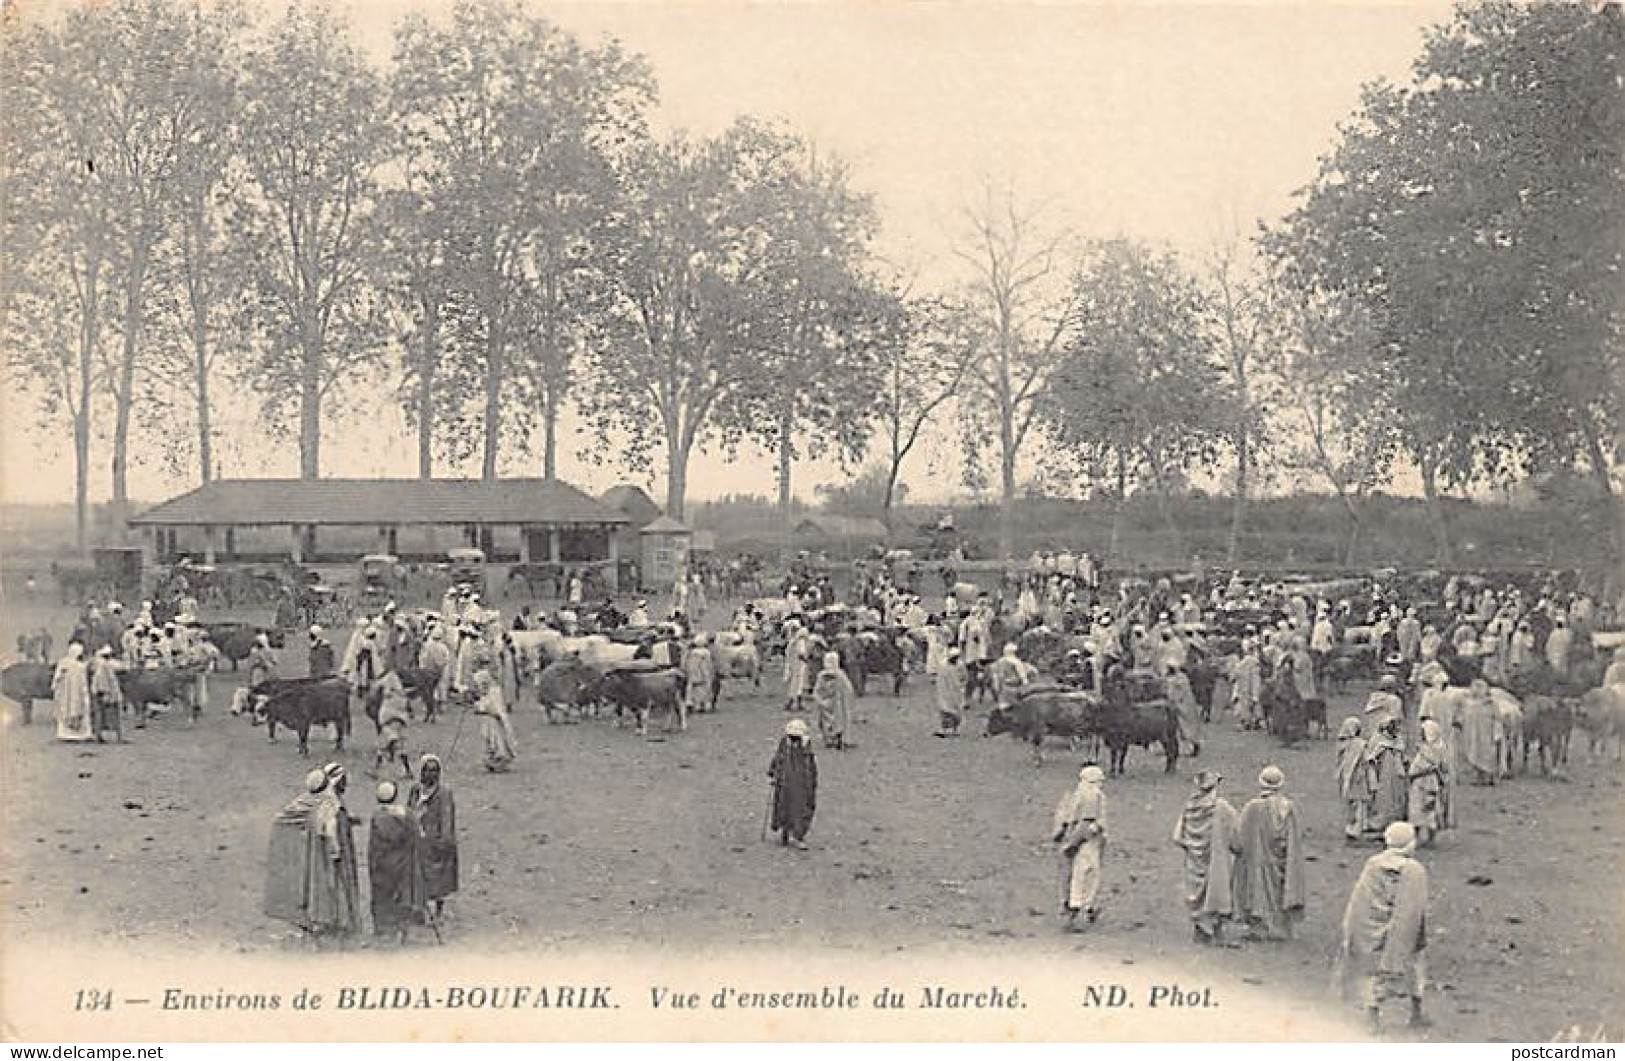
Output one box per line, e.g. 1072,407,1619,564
873,290,978,521
1206,237,1269,565
954,180,1074,559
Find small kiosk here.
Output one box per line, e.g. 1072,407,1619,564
639,516,692,588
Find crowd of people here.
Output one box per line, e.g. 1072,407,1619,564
19,552,1621,1031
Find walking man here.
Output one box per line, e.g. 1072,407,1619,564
1338,821,1431,1032
768,719,818,850
1052,764,1109,931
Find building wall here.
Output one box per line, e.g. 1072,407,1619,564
157,523,533,563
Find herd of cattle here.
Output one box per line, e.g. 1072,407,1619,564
6,590,1625,786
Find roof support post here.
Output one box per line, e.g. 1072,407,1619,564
548,527,561,564
203,525,217,566
605,526,619,592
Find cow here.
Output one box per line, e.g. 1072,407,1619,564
201,623,285,671
1574,685,1625,763
1098,667,1180,776
230,676,325,716
1260,674,1324,746
118,666,204,724
1322,645,1378,691
597,663,687,737
1521,695,1573,777
984,684,1102,766
1,661,53,724
1490,688,1525,779
534,656,605,723
710,633,761,691
397,666,441,723
1099,697,1181,777
253,678,351,756
510,628,563,677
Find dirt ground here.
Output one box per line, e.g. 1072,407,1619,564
2,594,1622,1042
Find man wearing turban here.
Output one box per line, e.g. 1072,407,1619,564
264,763,360,944
368,781,425,944
1338,821,1431,1031
1053,765,1109,931
1171,770,1236,945
1230,766,1307,941
811,651,855,750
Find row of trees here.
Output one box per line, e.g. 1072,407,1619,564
2,0,899,540
4,0,1620,567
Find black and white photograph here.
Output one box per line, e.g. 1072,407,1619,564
1,0,1622,1045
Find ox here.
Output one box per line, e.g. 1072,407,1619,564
118,666,204,725
985,684,1102,766
1574,685,1625,763
597,663,687,737
534,657,605,724
1521,695,1573,777
1,661,53,724
253,678,351,756
710,633,762,700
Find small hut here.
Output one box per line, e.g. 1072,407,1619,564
640,515,693,587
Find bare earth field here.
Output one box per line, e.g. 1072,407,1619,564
2,596,1622,1042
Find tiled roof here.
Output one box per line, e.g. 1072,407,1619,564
794,514,891,539
640,515,690,534
128,478,630,527
599,484,663,522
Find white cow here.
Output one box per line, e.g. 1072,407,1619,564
1575,685,1625,762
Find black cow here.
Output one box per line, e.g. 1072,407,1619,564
1261,674,1325,744
859,631,910,697
397,666,441,723
1322,645,1378,691
202,623,284,670
357,667,443,732
118,666,202,724
1522,695,1574,776
535,657,605,723
232,676,323,715
1099,697,1181,776
1098,669,1180,776
985,684,1102,766
597,664,687,736
254,678,351,756
1,661,52,724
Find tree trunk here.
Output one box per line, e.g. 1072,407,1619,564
882,445,903,526
1418,457,1454,566
1338,492,1363,567
74,261,98,551
1227,426,1248,565
1107,449,1128,560
666,429,690,522
777,403,794,527
541,387,558,482
111,249,147,511
194,316,213,483
299,321,321,480
416,298,439,479
998,422,1017,560
69,255,101,551
481,324,503,482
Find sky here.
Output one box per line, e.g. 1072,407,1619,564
0,0,1455,508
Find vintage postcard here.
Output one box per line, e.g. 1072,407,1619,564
2,0,1622,1045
